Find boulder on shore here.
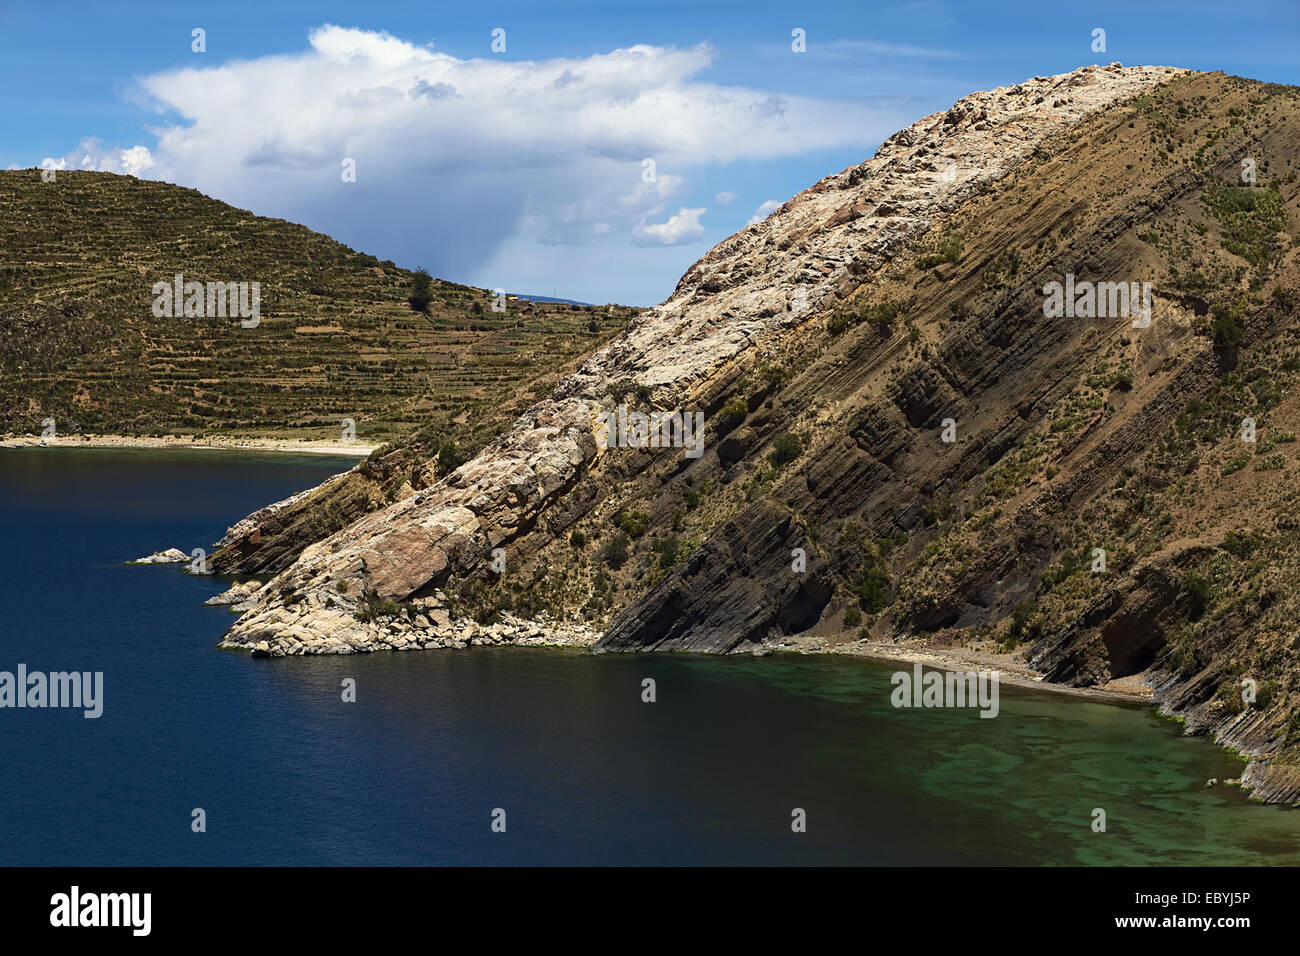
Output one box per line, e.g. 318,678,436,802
205,580,265,611
129,548,190,565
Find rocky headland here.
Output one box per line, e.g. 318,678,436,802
161,64,1300,802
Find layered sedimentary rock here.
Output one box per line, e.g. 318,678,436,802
213,64,1300,801
221,62,1181,645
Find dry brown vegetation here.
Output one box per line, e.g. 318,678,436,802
0,170,637,446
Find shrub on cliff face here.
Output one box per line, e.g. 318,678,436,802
916,235,962,269
756,363,790,389
827,311,856,335
603,378,653,408
1256,680,1278,710
857,568,890,614
856,545,893,614
614,510,649,538
603,531,630,568
1221,529,1262,557
828,300,900,336
1184,571,1212,621
1211,298,1246,350
922,493,955,527
1221,454,1250,476
437,439,465,475
354,588,400,622
1202,183,1286,271
981,248,1020,288
862,301,900,332
770,432,804,466
653,534,681,570
1213,681,1241,716
1212,676,1272,717
1008,600,1042,643
717,397,748,433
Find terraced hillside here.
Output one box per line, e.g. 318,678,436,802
0,170,637,445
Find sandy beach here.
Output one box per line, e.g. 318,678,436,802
777,631,1155,704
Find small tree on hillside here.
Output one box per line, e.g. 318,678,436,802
437,439,465,475
410,267,432,313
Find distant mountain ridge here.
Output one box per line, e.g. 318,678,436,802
512,293,596,306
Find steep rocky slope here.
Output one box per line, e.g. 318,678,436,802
213,65,1300,801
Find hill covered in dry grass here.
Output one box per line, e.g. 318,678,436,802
0,170,637,448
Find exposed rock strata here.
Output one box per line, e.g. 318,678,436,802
210,65,1300,803
220,62,1180,648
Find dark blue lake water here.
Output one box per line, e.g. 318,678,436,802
3,447,1300,865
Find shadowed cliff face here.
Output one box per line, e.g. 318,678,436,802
598,499,837,652
214,65,1300,798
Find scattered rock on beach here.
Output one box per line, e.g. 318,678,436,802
205,580,265,611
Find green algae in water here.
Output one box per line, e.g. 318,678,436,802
670,653,1300,864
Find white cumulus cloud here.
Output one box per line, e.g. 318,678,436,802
47,24,910,303
41,138,155,176
747,199,782,226
632,207,707,247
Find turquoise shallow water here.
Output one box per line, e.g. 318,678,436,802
671,655,1300,865
2,447,1299,865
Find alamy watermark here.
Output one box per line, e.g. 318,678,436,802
890,663,999,718
597,403,705,459
0,664,103,718
151,273,261,328
50,886,150,936
1042,273,1152,328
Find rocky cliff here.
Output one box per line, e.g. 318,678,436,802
211,65,1300,801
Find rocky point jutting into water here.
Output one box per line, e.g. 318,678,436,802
207,65,1300,801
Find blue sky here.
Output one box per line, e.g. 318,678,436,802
2,0,1297,305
